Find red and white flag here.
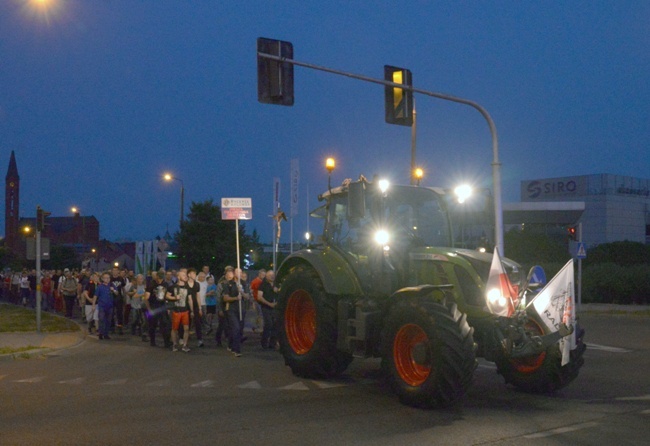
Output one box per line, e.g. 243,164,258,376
485,250,518,317
526,259,576,365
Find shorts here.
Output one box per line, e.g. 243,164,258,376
171,311,190,330
206,305,217,315
85,305,99,322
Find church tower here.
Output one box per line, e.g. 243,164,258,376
5,151,20,252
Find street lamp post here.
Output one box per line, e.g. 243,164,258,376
164,173,185,229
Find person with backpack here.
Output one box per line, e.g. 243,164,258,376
59,269,78,318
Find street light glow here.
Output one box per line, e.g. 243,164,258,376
71,206,78,214
163,173,173,181
325,157,335,173
23,0,64,25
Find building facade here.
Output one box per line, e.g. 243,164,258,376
521,174,650,247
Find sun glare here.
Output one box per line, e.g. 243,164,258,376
22,0,65,25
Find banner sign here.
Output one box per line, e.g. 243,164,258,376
221,197,253,220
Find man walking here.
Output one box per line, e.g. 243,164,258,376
168,268,194,352
221,266,243,357
257,270,279,350
144,270,172,348
94,272,114,340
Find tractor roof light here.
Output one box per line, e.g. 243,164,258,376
378,179,390,194
374,229,389,246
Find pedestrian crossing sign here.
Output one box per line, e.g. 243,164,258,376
576,242,587,259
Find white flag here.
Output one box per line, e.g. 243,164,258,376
527,259,576,365
485,249,518,317
290,159,299,218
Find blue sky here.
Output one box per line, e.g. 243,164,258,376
1,0,648,243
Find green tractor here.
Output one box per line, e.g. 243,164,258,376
275,175,586,407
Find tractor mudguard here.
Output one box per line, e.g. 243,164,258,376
277,247,363,297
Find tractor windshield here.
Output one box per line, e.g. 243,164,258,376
326,184,452,249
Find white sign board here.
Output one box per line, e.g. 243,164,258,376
221,198,253,220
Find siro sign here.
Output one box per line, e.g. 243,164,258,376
522,177,583,200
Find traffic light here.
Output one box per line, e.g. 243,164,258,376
36,206,51,232
257,37,294,106
384,65,413,126
567,226,577,241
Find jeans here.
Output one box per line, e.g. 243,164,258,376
64,294,76,317
98,306,113,337
261,306,277,348
227,307,243,353
148,307,171,347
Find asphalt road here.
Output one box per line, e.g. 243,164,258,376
1,313,649,445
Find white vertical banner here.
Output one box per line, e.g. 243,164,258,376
144,241,153,275
135,241,145,275
273,177,281,212
290,159,300,218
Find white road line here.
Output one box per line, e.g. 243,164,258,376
312,380,348,389
14,376,45,383
102,379,128,385
238,380,262,389
190,380,214,388
586,343,631,353
523,421,599,439
615,395,650,401
59,377,85,384
279,381,309,391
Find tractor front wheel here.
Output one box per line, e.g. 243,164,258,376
277,266,352,378
382,297,477,408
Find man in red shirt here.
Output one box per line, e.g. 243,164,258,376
249,269,265,333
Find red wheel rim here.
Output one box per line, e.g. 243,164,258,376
510,320,547,374
285,289,316,355
393,323,431,386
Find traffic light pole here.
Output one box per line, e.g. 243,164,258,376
36,226,42,333
257,52,504,255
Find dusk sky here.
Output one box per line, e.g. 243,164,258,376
1,0,648,244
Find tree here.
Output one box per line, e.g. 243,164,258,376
47,245,79,270
175,200,256,272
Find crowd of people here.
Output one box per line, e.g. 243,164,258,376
0,265,280,357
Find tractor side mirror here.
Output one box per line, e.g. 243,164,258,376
348,181,365,220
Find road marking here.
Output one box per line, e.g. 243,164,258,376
279,381,309,391
191,380,214,388
586,343,631,353
523,421,599,439
312,380,347,389
238,380,262,389
147,379,171,387
59,377,85,384
14,376,45,383
615,395,650,401
102,379,128,385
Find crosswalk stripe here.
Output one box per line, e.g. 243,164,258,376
191,380,214,388
523,421,599,439
59,377,85,384
311,380,347,389
102,379,128,385
279,381,309,391
14,376,45,383
238,380,262,389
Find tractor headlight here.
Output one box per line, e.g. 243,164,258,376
374,229,389,246
487,288,507,308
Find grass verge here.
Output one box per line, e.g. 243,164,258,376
0,303,80,333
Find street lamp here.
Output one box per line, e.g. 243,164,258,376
163,173,185,229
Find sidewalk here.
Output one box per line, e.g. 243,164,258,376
0,330,85,361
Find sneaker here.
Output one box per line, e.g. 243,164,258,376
172,345,179,352
182,346,191,353
233,352,242,357
198,340,204,348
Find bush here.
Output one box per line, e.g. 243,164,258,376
582,263,650,305
586,241,650,266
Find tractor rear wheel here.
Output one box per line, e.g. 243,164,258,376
382,297,477,408
495,321,586,393
277,266,352,378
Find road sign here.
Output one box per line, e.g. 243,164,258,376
26,237,50,260
576,242,587,259
221,198,253,220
